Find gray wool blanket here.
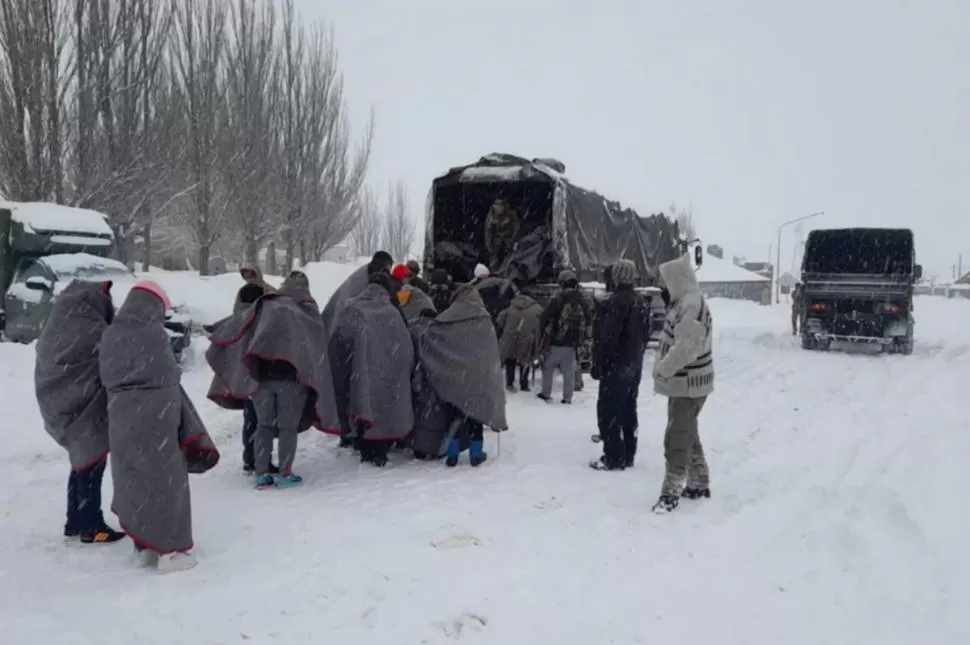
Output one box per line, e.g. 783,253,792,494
415,285,507,431
206,281,340,434
409,317,451,457
320,264,370,338
100,289,220,554
329,283,414,441
400,285,437,321
34,281,113,471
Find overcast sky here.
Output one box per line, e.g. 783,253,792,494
301,0,969,280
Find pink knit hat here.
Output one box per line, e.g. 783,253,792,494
132,279,172,310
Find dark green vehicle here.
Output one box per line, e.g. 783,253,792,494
0,202,191,360
800,227,921,354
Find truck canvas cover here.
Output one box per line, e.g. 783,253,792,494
426,153,681,281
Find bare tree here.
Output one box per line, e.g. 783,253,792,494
380,180,414,260
0,0,71,201
351,187,381,256
223,0,277,264
169,0,229,274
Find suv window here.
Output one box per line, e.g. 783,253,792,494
13,259,51,284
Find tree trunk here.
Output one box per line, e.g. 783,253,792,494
267,241,278,274
198,244,210,276
143,220,153,270
245,237,259,266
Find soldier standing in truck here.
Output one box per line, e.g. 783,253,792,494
484,198,520,271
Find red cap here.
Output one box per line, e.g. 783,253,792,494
391,264,412,282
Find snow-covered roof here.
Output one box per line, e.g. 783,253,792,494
41,252,131,278
3,201,113,237
696,251,770,283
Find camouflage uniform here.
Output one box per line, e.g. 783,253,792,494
484,200,521,270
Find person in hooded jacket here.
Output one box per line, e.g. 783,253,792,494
537,269,591,404
234,264,276,313
34,281,126,544
472,264,518,326
321,251,394,336
589,260,649,471
405,260,430,293
496,288,543,392
651,253,714,513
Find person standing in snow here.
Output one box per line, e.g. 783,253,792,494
538,269,591,404
330,271,415,467
496,287,543,392
484,198,520,271
472,263,518,325
589,260,649,471
208,273,334,489
235,282,280,475
100,281,220,571
651,254,714,513
34,281,126,545
791,282,804,335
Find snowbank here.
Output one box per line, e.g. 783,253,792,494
3,201,113,236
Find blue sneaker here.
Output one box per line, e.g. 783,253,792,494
469,440,488,467
254,474,275,489
445,438,461,467
274,473,303,488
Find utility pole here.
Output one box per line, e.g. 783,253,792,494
775,211,824,303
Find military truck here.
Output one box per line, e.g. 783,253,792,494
799,227,921,354
424,153,695,369
0,201,191,360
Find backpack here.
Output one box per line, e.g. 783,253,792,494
555,297,586,345
429,284,452,312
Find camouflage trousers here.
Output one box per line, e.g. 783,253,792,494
660,396,709,497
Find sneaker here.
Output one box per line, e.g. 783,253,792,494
519,384,531,392
80,526,126,544
506,385,516,393
652,495,679,513
682,487,711,500
133,546,159,569
157,551,198,573
561,399,572,405
254,474,275,489
536,393,552,402
64,526,80,539
274,473,304,488
242,463,255,475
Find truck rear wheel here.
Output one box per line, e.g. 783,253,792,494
801,334,816,350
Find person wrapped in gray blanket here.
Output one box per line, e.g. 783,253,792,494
99,281,221,572
410,271,508,466
330,273,415,467
34,280,126,545
207,274,339,490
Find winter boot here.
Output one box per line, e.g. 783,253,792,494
64,525,80,539
652,495,679,513
519,383,531,393
682,487,711,500
80,525,126,544
274,473,304,488
624,455,636,469
157,551,198,573
445,438,461,467
589,456,625,471
469,440,488,467
254,474,275,489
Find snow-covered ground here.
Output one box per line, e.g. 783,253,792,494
1,267,968,644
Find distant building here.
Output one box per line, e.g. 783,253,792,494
743,261,774,281
323,244,351,263
956,272,970,285
706,244,724,259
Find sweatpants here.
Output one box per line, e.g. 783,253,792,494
252,381,307,476
66,458,107,533
541,345,576,402
791,309,803,334
596,364,642,466
503,359,530,389
660,396,709,497
241,399,258,466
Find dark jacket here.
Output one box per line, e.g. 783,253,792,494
541,287,592,348
592,285,648,376
474,275,517,322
